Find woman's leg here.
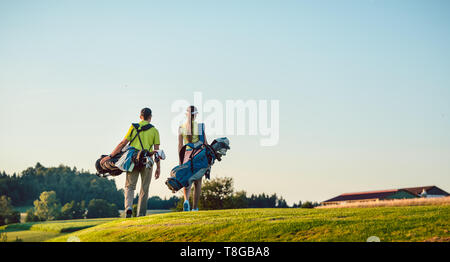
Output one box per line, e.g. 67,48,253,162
183,186,191,202
192,177,203,210
183,186,191,211
181,150,194,211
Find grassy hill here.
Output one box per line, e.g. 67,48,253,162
0,210,172,242
47,205,450,242
0,218,116,242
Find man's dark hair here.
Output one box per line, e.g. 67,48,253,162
141,108,152,120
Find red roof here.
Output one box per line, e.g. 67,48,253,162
323,185,449,203
340,189,398,196
323,189,413,203
400,186,449,196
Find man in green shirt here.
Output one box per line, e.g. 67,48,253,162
101,108,161,217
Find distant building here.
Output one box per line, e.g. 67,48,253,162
401,186,449,198
321,185,449,206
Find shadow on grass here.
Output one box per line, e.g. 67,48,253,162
60,226,95,233
1,223,34,232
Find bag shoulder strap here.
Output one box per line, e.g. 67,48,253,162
129,123,154,150
140,123,154,131
179,145,186,165
179,143,193,165
129,123,139,143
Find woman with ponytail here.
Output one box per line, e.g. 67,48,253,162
178,105,207,211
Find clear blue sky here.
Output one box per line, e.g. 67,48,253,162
1,0,449,204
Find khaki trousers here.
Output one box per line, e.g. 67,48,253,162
124,166,153,217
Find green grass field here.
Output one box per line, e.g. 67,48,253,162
44,205,450,242
0,210,173,242
0,218,116,242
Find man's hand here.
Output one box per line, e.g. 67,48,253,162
100,156,111,165
154,167,160,180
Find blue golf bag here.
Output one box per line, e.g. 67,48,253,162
165,138,230,193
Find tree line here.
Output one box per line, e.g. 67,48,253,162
24,191,120,222
0,163,124,208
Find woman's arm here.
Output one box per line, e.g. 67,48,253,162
178,126,185,152
203,126,208,144
178,133,184,153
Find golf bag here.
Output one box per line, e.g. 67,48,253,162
95,151,126,177
165,137,230,193
95,123,164,178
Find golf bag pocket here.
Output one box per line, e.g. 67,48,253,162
115,147,137,172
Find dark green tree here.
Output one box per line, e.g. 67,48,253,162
147,196,180,209
0,195,20,225
292,201,302,208
276,197,289,208
33,191,61,221
199,177,234,210
25,208,40,222
86,199,119,218
60,200,86,220
301,201,314,208
231,190,249,209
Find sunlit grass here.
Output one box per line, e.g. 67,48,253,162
47,205,450,242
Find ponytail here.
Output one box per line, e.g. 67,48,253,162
187,105,195,143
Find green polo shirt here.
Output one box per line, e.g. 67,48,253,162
124,120,160,151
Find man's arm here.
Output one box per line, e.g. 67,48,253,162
100,138,128,164
111,138,129,156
